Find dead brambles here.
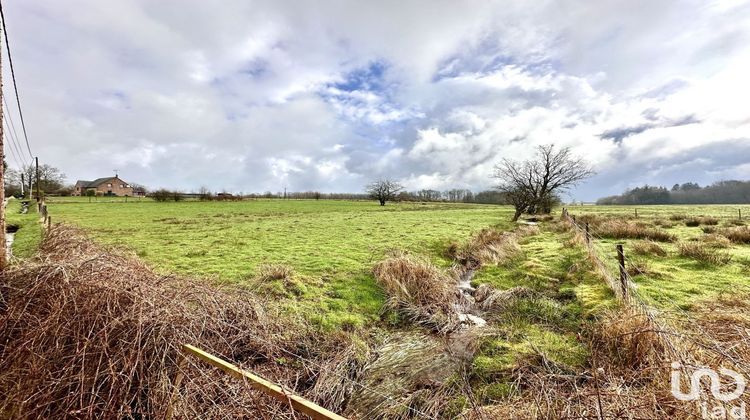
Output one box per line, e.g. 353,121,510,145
631,240,668,257
677,242,732,265
0,225,363,419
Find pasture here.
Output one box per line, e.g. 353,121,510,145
8,198,750,414
34,199,750,328
45,198,513,328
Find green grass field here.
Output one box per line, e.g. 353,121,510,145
43,198,513,328
8,199,746,330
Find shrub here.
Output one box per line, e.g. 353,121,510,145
150,188,181,202
678,242,732,265
631,240,667,257
684,218,700,227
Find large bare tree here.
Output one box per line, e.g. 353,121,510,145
494,144,594,221
366,179,403,206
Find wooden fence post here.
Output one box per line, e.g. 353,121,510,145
46,216,51,230
585,223,590,244
634,208,638,218
616,244,627,300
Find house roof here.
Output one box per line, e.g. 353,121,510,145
75,177,127,188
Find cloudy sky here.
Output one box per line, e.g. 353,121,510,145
3,0,750,200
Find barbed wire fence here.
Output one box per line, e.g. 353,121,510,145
562,207,750,414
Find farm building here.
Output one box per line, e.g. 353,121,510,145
73,176,137,196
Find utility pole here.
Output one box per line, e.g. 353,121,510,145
20,172,24,197
35,156,39,202
0,27,6,270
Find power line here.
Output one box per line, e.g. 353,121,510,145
0,0,34,159
3,97,29,169
3,113,23,169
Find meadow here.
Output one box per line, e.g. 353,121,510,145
7,198,750,415
43,198,513,328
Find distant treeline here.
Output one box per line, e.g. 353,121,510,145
597,180,750,205
189,188,510,204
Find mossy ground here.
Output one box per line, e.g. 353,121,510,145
468,226,615,401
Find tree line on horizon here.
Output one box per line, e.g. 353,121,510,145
597,180,750,205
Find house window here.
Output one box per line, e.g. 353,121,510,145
107,183,112,187
121,184,126,188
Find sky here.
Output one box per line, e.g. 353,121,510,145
3,0,750,200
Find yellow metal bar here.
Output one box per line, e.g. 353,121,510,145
181,344,348,420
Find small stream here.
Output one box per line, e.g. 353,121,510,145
454,269,487,327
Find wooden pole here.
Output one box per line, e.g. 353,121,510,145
181,344,348,420
0,29,5,270
20,173,24,197
616,244,627,300
634,208,638,218
585,223,590,244
35,156,40,202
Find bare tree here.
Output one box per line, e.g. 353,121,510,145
493,144,594,221
366,179,404,206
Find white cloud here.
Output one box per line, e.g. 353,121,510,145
3,0,750,199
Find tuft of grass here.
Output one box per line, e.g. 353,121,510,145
455,227,529,268
631,240,667,257
699,234,732,248
677,242,732,265
627,258,651,276
718,226,750,244
597,220,676,242
256,263,294,281
684,218,701,227
372,251,458,331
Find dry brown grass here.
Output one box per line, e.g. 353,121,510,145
372,251,461,331
255,263,294,281
631,240,668,257
699,233,732,248
0,225,360,419
454,226,536,269
653,218,675,228
678,242,732,265
718,226,750,244
597,220,676,242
